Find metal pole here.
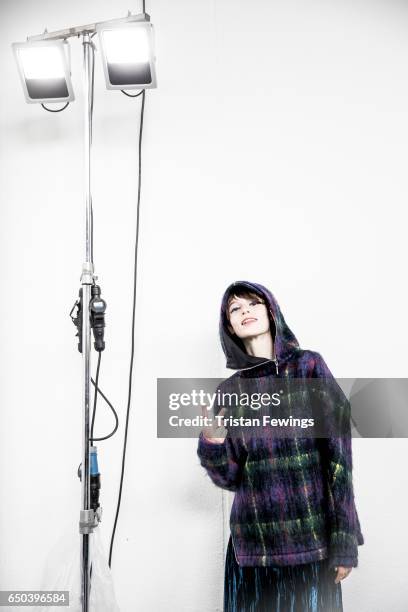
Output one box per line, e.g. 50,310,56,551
79,31,95,612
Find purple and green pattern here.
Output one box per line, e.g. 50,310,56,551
197,281,364,570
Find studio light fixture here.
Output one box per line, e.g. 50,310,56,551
97,20,157,89
12,14,156,108
12,39,74,104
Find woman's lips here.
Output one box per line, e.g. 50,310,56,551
242,318,257,326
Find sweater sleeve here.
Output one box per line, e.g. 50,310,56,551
312,352,365,568
196,386,247,492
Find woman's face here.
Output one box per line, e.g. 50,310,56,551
227,293,271,339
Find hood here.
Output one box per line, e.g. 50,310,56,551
220,280,300,370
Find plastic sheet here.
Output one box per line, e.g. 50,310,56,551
38,518,120,612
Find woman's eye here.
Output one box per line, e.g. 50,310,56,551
230,300,262,314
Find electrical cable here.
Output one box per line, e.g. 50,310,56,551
77,373,120,477
121,89,144,98
90,352,120,442
41,102,70,112
108,88,146,568
90,376,120,440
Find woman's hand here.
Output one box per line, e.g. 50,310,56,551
200,404,228,444
334,566,352,584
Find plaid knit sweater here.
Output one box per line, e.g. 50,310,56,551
197,281,364,569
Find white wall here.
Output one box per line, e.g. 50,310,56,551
1,0,407,610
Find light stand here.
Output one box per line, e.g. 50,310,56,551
78,31,97,612
12,12,157,612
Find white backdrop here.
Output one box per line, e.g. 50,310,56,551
1,0,407,610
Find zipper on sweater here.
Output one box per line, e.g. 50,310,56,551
238,359,272,372
231,534,239,565
238,356,279,374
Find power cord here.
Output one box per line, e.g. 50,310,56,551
90,352,119,442
121,89,144,98
108,87,146,568
41,102,70,112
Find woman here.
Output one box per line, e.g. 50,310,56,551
197,280,364,612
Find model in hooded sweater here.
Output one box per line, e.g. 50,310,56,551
197,281,364,612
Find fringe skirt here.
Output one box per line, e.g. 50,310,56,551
224,536,343,612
